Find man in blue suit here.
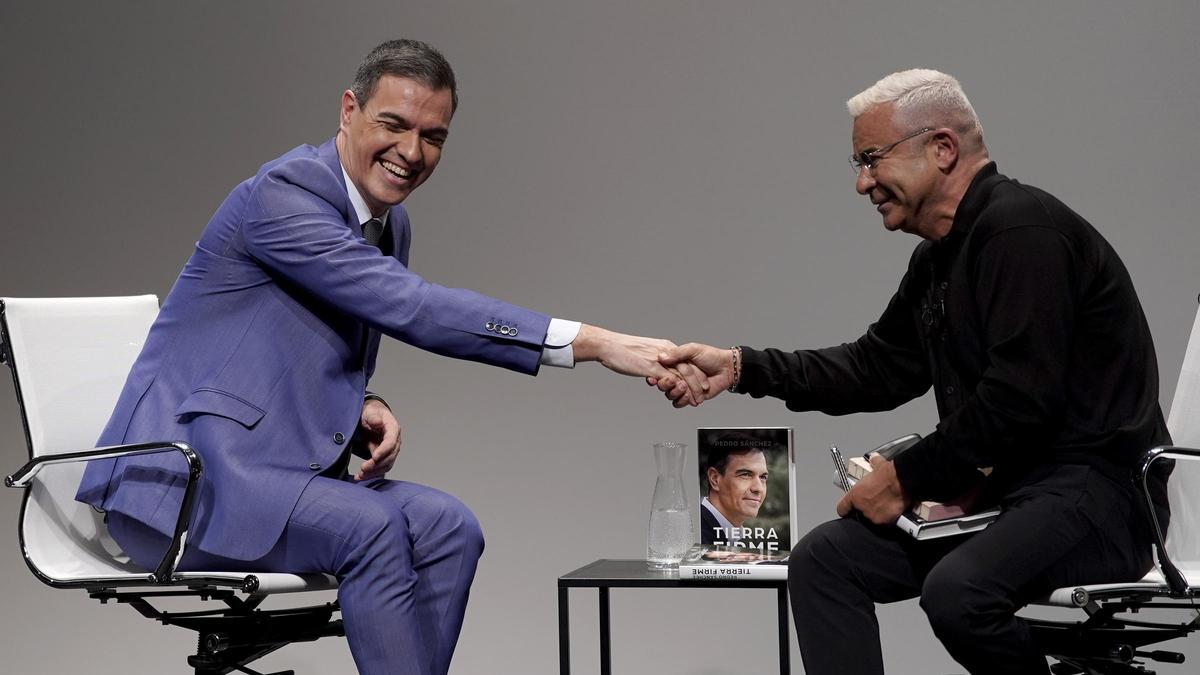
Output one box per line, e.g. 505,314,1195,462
76,39,700,675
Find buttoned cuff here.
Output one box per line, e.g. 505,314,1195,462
539,318,581,368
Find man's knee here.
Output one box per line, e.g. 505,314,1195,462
408,488,485,558
443,494,485,558
357,497,412,549
920,560,1013,641
789,519,856,589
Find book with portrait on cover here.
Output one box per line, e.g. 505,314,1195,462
697,427,796,555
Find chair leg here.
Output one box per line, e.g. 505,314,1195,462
231,667,295,675
180,604,343,674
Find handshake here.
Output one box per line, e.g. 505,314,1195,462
573,324,735,408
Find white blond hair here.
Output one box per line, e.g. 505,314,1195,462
847,69,984,150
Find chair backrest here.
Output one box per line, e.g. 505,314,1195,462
2,296,159,583
1164,304,1200,569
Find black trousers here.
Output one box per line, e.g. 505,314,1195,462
788,464,1155,675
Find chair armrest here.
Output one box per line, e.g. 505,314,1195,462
5,441,202,584
1138,445,1200,597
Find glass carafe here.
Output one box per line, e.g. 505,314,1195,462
646,442,694,569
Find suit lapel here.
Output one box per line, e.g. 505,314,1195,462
317,136,379,365
385,204,405,260
317,137,361,237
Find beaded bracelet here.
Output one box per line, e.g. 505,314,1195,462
728,346,742,392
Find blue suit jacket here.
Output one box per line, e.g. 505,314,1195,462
76,139,551,560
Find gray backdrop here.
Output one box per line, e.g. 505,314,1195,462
2,1,1198,673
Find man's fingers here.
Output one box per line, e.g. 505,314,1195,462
673,395,690,409
836,490,853,517
380,424,400,456
670,380,695,406
675,362,710,401
656,373,677,392
662,382,690,406
658,343,700,367
354,458,376,481
662,367,701,406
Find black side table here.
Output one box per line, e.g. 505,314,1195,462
558,559,790,675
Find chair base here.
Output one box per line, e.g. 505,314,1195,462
1028,599,1196,675
93,586,344,675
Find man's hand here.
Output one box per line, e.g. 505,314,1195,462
650,342,736,408
354,398,402,481
571,324,708,405
835,454,911,525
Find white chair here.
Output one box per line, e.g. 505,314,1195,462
1027,301,1200,674
2,296,341,675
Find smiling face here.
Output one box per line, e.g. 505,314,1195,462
336,75,453,214
707,451,768,526
851,103,942,239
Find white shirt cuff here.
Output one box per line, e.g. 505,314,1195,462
539,318,581,368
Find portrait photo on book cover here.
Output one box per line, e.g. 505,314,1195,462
698,427,792,553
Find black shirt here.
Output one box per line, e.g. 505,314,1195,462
737,163,1170,503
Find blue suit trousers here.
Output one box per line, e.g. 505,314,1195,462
108,476,484,675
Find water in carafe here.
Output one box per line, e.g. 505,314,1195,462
647,442,694,568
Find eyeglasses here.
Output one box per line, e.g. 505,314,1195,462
849,127,934,174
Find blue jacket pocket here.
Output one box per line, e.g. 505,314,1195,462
174,388,266,429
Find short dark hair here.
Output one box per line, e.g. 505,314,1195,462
351,39,458,112
707,433,767,476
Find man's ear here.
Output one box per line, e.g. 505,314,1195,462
707,467,721,492
931,128,960,172
339,90,359,132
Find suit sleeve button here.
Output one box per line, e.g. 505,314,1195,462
309,462,322,471
509,327,519,337
485,321,495,331
499,325,511,335
333,432,346,444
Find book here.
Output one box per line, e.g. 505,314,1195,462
677,544,788,580
840,474,1000,540
697,427,795,555
893,504,999,540
834,434,1000,541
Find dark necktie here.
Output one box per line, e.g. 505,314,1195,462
362,217,385,248
336,217,389,479
358,217,387,363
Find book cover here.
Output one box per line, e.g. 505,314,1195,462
677,544,789,580
697,427,795,554
894,508,1000,540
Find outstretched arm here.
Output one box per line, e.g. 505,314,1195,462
572,324,709,406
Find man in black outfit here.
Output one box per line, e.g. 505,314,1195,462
650,69,1171,674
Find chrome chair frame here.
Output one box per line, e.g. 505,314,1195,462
1024,296,1200,675
2,297,344,675
1027,447,1200,675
